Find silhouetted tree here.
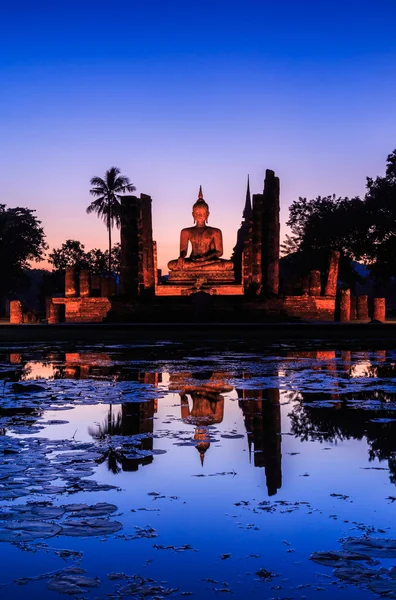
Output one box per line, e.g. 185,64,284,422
283,150,396,288
87,167,135,275
284,195,367,288
48,240,121,277
0,205,46,305
362,149,396,283
48,240,89,272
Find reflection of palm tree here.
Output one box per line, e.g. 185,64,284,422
87,167,136,275
96,447,123,474
88,407,123,438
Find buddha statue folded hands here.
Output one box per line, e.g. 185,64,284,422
167,188,234,275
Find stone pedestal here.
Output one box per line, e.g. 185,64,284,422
357,295,369,320
167,270,235,284
339,289,351,322
10,300,23,324
372,297,386,322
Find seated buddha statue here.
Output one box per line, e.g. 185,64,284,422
167,187,234,274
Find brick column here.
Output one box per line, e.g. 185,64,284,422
100,277,111,297
65,267,77,297
372,297,386,322
48,303,61,324
120,196,140,297
80,270,90,297
309,270,321,296
301,275,310,295
90,274,101,296
10,300,23,324
350,296,357,320
357,295,369,320
140,194,155,294
251,193,263,293
261,170,280,296
324,251,340,296
339,289,351,322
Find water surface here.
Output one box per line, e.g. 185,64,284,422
1,344,396,599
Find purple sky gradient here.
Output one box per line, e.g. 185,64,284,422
1,1,396,270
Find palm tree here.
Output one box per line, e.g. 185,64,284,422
87,167,136,275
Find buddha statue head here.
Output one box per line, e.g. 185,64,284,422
192,186,209,225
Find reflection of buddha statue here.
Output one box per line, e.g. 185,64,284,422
168,187,234,275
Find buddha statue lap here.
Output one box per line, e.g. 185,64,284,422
167,188,235,283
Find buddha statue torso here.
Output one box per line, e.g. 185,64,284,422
168,188,234,275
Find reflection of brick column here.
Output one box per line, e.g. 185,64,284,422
10,300,23,324
261,170,280,296
357,295,369,320
339,289,351,322
324,251,340,296
372,298,386,322
238,387,282,496
65,267,77,297
309,270,321,296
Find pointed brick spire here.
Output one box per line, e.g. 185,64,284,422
198,185,203,199
243,175,252,219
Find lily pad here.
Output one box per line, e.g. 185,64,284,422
60,518,122,537
0,520,62,542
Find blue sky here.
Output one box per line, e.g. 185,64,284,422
1,0,396,269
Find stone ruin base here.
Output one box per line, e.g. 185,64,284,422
156,283,244,296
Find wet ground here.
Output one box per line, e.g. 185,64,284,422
0,341,396,599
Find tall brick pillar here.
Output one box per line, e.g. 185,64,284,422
357,295,369,320
153,241,158,287
120,194,155,297
261,170,280,296
339,289,351,322
140,194,155,293
242,223,253,291
120,196,140,296
10,300,23,324
65,267,77,297
251,193,263,293
372,298,386,322
324,251,340,296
